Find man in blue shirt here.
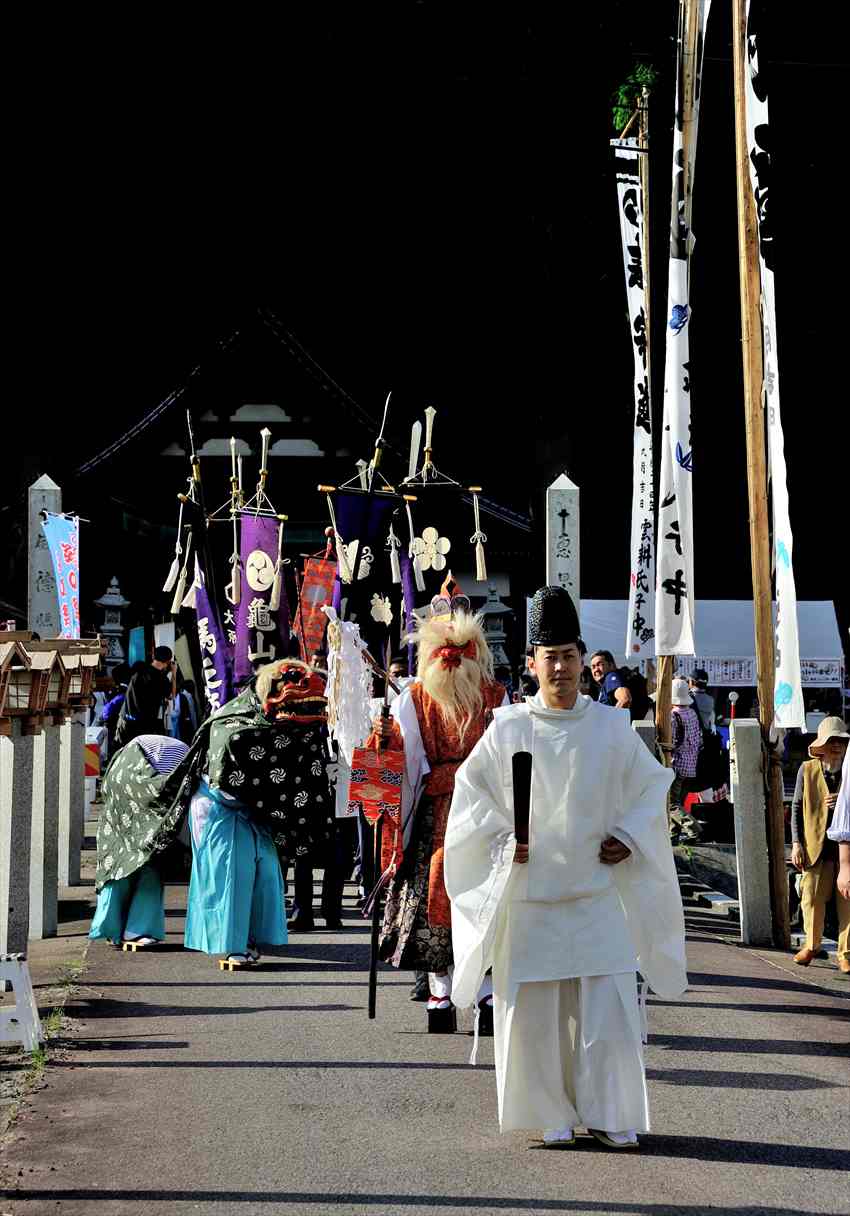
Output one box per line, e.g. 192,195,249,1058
590,650,632,711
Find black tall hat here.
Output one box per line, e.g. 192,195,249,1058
528,585,581,647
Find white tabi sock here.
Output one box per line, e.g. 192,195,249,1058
428,972,452,1000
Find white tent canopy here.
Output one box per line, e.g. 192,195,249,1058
578,600,844,687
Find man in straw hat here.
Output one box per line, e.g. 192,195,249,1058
444,585,686,1150
790,716,850,973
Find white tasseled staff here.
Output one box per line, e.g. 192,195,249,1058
325,491,354,583
170,533,192,615
469,487,488,582
269,515,288,612
387,523,401,584
405,499,426,592
162,500,185,592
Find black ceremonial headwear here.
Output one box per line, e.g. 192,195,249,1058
528,585,581,647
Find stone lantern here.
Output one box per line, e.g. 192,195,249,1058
478,583,513,668
95,578,130,672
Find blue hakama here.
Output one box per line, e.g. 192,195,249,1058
184,782,287,956
89,864,166,943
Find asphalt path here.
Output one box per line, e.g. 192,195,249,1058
2,879,848,1216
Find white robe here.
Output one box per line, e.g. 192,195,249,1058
444,692,687,1131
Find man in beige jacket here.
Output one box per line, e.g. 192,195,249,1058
790,717,850,973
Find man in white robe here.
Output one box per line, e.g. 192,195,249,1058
444,585,687,1149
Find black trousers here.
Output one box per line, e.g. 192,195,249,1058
289,820,357,924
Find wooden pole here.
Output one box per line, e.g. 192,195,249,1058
732,0,790,949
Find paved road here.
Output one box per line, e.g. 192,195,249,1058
2,877,848,1216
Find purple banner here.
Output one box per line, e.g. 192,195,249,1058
235,516,290,683
196,581,235,713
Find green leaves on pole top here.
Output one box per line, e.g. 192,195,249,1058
611,63,658,134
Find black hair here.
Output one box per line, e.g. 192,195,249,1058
590,649,616,666
153,645,173,663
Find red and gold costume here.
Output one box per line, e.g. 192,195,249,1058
377,600,503,974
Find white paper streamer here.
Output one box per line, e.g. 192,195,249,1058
612,139,655,660
655,0,712,656
322,606,373,766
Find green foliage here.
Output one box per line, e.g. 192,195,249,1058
611,63,659,134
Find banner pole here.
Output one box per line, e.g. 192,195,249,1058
732,0,789,949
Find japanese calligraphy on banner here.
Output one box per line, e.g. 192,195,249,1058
41,513,80,639
655,0,712,656
196,582,234,713
744,1,804,729
612,139,655,658
667,656,843,689
234,516,290,684
545,474,580,614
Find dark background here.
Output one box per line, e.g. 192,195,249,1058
4,3,848,655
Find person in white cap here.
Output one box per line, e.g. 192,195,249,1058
669,677,703,812
790,716,850,972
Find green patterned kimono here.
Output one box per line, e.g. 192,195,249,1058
95,686,335,890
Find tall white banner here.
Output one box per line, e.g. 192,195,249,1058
655,0,712,656
745,2,805,729
612,139,655,660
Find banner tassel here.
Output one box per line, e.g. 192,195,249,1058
163,502,185,592
170,534,192,615
470,493,488,582
225,513,242,606
387,524,401,585
405,502,425,592
181,553,202,610
269,518,286,611
327,494,354,583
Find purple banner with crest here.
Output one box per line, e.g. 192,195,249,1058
234,515,290,683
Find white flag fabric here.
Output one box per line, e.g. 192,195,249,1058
655,0,712,655
744,2,805,729
612,139,655,660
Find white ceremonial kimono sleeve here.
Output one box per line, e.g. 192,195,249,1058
444,728,516,1009
609,726,688,999
390,686,430,851
827,743,850,843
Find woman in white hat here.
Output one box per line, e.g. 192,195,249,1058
790,716,850,973
669,677,702,814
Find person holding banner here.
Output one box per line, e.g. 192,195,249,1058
444,585,686,1149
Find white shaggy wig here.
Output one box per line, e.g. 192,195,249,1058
408,609,494,741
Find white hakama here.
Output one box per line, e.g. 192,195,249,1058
495,972,648,1134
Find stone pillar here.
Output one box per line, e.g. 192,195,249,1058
0,723,34,953
632,719,656,755
29,723,59,939
730,718,772,946
28,475,62,637
58,713,85,888
546,473,580,613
